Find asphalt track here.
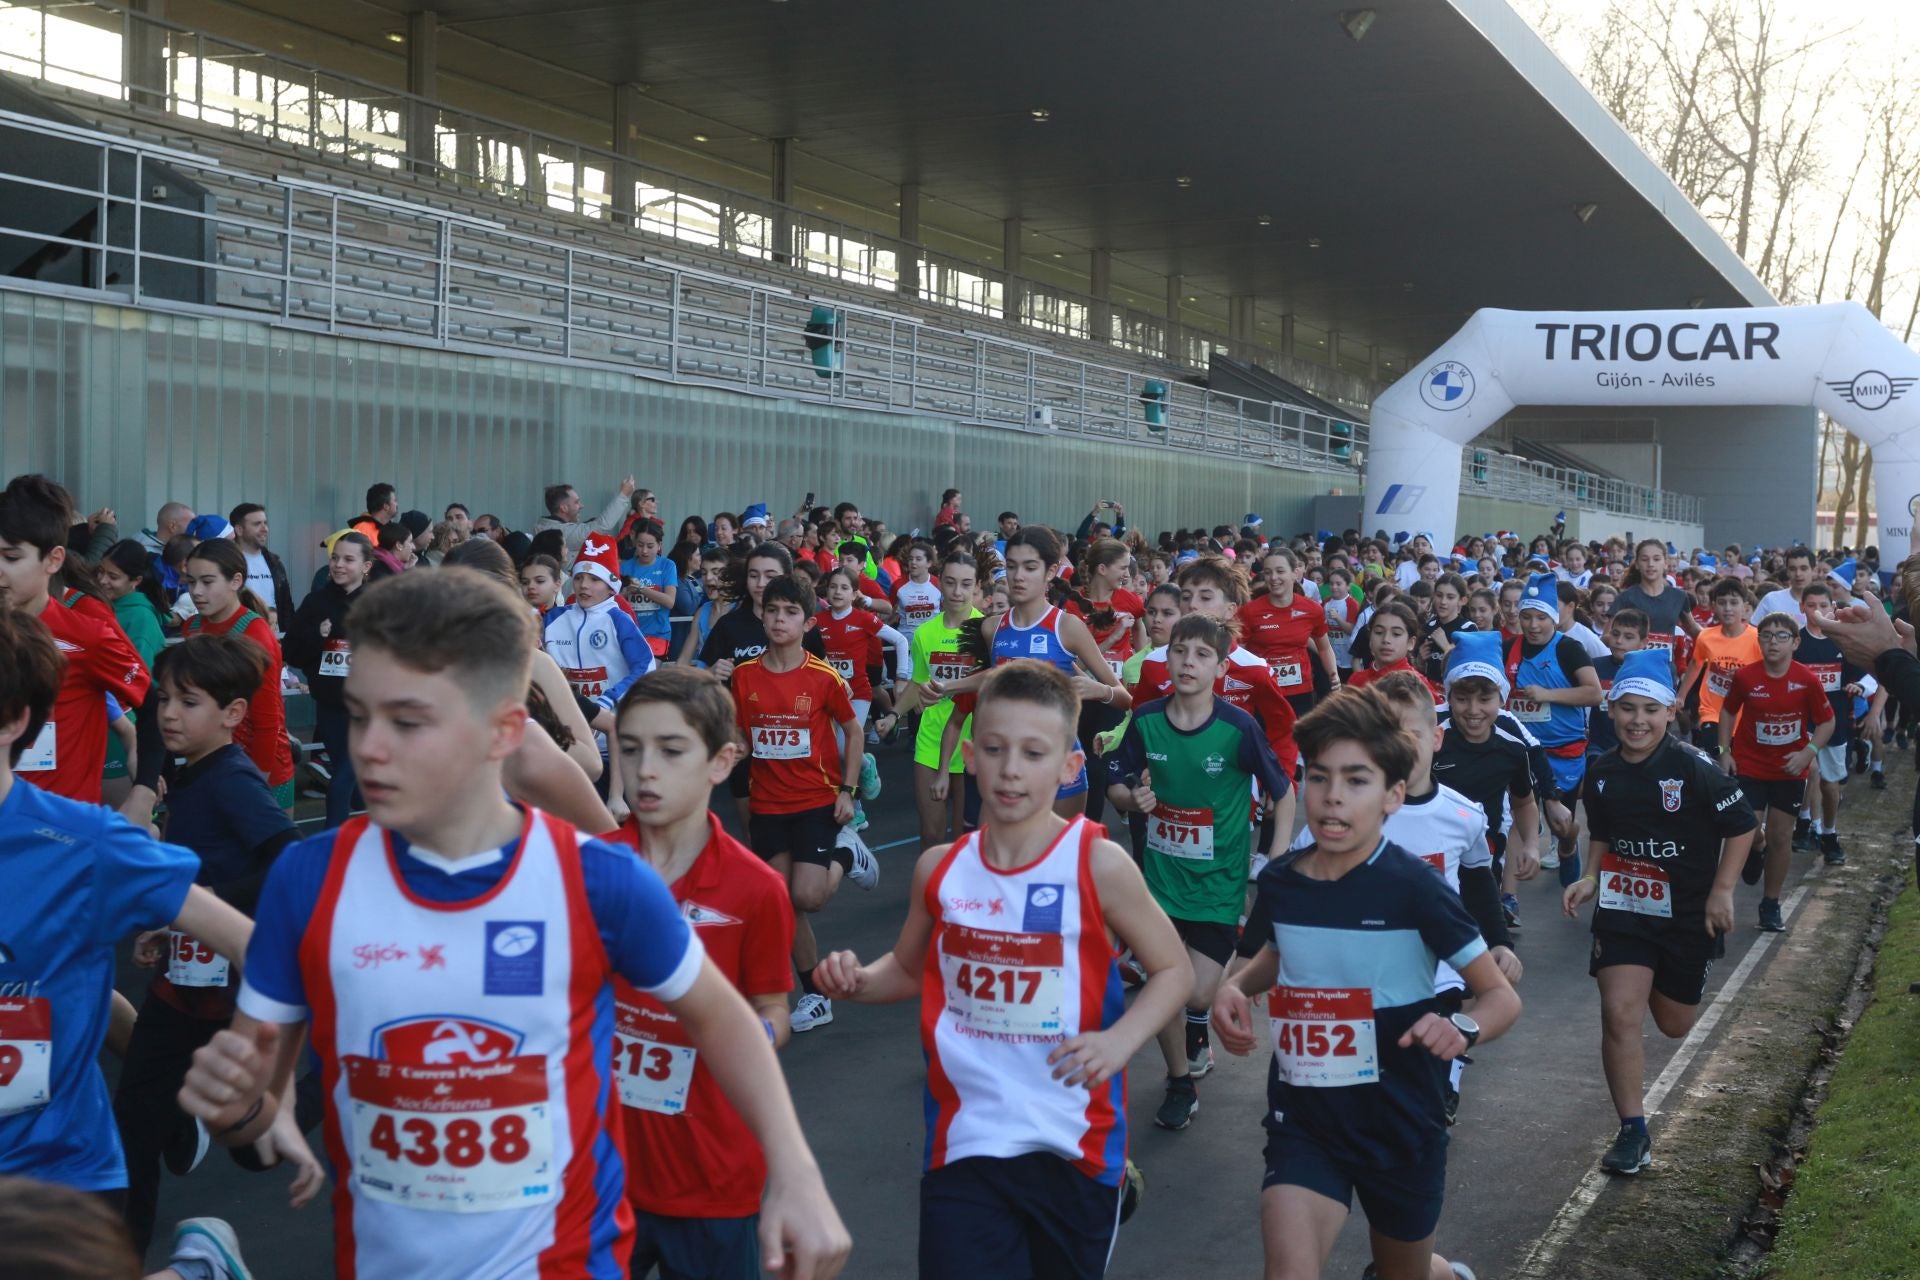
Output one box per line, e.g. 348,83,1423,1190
121,741,1836,1279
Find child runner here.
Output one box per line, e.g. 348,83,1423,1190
1678,580,1759,753
179,540,295,812
605,668,798,1279
891,540,943,642
1240,546,1339,717
1093,583,1184,860
519,553,564,620
1506,572,1602,883
732,574,880,1033
1323,567,1359,681
620,521,679,660
1107,613,1291,1131
1589,608,1650,763
1718,611,1834,932
1436,631,1550,928
284,531,375,828
909,550,983,850
177,569,850,1279
814,661,1193,1280
1417,572,1476,686
1064,538,1148,826
544,533,655,718
816,566,909,819
114,635,310,1254
1213,685,1521,1280
1347,602,1438,702
1615,539,1700,669
1564,650,1757,1175
1792,582,1875,864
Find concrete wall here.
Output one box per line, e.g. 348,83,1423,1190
1656,404,1816,550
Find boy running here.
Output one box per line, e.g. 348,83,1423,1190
1107,614,1291,1131
1718,612,1834,932
1564,650,1757,1175
177,570,849,1280
606,668,798,1278
1214,685,1521,1280
908,550,983,850
1677,580,1759,752
1793,582,1875,864
815,661,1192,1280
1507,572,1602,882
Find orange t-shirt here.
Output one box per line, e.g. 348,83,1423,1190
1689,624,1761,727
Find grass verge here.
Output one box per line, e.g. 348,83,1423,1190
1765,878,1920,1280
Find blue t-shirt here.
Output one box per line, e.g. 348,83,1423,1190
1248,838,1486,1168
164,745,297,894
619,555,678,642
0,779,199,1190
239,813,699,1021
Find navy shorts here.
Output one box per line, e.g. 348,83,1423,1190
1261,1127,1446,1244
920,1153,1122,1280
630,1209,760,1280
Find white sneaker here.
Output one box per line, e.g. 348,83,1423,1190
170,1218,254,1280
1537,849,1560,870
838,827,880,890
792,992,834,1032
1187,1044,1215,1079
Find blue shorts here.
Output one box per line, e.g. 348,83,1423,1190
920,1153,1122,1280
1261,1127,1446,1244
1546,751,1587,799
630,1209,760,1280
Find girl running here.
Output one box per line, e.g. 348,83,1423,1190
179,538,295,809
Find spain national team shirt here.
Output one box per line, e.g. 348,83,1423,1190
1246,839,1486,1167
730,655,856,813
605,813,794,1219
18,598,151,803
235,807,702,1279
0,778,199,1190
1238,592,1328,696
1721,661,1834,780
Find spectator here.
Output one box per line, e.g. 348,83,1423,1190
349,482,398,540
776,518,807,553
740,503,773,541
418,520,458,566
139,500,194,559
228,502,296,623
398,510,433,561
368,520,416,580
471,512,508,543
442,501,473,544
533,477,636,562
934,488,962,531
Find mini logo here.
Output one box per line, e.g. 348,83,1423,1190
1826,371,1915,411
1660,778,1684,812
1595,779,1606,794
794,694,813,714
1374,483,1428,516
1419,360,1475,411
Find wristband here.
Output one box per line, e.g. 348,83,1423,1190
838,783,856,795
218,1096,264,1138
762,1017,777,1043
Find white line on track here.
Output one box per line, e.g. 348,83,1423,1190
1513,866,1823,1279
869,835,922,852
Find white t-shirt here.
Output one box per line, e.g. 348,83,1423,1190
244,549,275,606
1562,620,1609,660
1754,588,1803,628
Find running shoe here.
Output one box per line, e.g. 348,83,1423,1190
1558,850,1583,887
163,1113,210,1177
851,803,870,832
1500,893,1521,929
170,1218,253,1280
1872,769,1888,791
859,753,882,800
1820,833,1847,866
838,827,880,890
1444,1085,1461,1127
1187,1044,1215,1080
1120,1159,1146,1224
1599,1123,1652,1175
1154,1077,1198,1131
1741,842,1765,886
1758,897,1786,932
1537,848,1560,870
791,993,834,1033
1791,820,1815,853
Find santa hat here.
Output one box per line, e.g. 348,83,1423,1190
1518,572,1559,616
1609,649,1676,706
572,534,622,589
1444,631,1511,699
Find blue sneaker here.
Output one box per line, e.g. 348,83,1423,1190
1557,850,1583,887
1501,893,1521,929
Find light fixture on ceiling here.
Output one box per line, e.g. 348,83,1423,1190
1688,295,1707,308
1574,202,1599,223
1187,296,1197,303
1030,107,1052,123
1308,236,1323,249
384,30,405,43
1257,213,1272,227
1341,9,1377,42
1176,175,1193,188
692,134,709,143
1052,252,1062,258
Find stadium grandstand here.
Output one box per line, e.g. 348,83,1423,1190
0,0,1809,587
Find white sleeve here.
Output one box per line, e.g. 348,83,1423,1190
879,622,911,679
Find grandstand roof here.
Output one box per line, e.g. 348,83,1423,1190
295,0,1776,363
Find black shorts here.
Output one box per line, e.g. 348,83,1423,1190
1739,775,1805,816
1690,723,1720,755
920,1153,1121,1280
748,804,838,868
1171,917,1238,968
1589,925,1721,1006
1260,1127,1446,1244
1285,691,1317,720
727,754,752,799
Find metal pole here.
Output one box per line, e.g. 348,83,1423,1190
435,216,448,341
326,192,338,332
131,151,143,301
563,247,573,360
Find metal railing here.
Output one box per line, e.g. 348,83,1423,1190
0,108,1701,526
0,0,1387,412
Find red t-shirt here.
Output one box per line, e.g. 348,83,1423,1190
606,813,795,1218
18,596,151,803
1132,645,1299,773
1064,589,1145,679
731,655,856,812
1722,660,1834,780
186,609,294,787
1238,593,1328,696
1346,658,1444,704
816,608,885,700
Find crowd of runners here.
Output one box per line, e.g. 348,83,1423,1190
2,468,1914,1280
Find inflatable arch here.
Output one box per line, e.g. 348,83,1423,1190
1362,302,1920,550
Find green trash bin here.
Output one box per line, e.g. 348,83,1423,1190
1141,380,1168,432
1331,421,1352,461
804,305,841,378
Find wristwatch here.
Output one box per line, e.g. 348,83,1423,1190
1448,1012,1480,1050
838,783,857,795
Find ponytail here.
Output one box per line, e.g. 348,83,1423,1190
184,539,270,620
102,539,169,614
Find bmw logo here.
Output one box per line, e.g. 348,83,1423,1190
1420,361,1475,411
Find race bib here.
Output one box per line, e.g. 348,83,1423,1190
1598,853,1672,919
1706,668,1733,698
939,925,1066,1039
930,653,975,684
16,722,54,773
1109,656,1127,681
1147,804,1215,860
0,997,53,1117
1645,632,1676,651
906,602,937,624
1508,697,1550,723
1270,660,1305,689
1268,986,1378,1087
751,724,811,760
165,932,231,988
1756,717,1802,747
1811,664,1842,692
830,657,855,680
612,1007,697,1117
345,1054,554,1213
318,639,352,679
631,596,662,614
562,666,607,699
